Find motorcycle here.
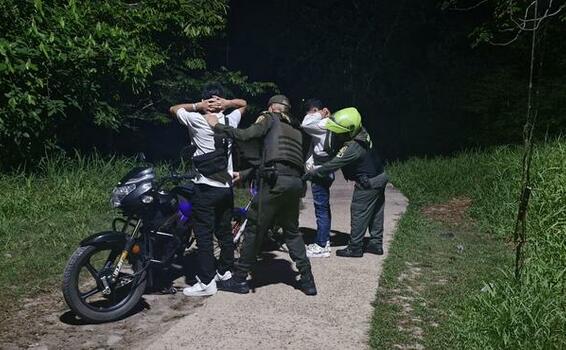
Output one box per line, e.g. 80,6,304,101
62,157,279,323
62,163,199,323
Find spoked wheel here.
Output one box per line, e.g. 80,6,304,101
62,245,147,323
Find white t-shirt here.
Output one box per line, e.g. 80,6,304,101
176,108,241,188
301,112,330,171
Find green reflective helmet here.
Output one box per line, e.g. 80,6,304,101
326,107,362,137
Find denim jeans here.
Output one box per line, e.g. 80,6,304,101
311,174,334,247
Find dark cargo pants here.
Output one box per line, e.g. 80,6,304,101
234,175,312,278
349,173,389,250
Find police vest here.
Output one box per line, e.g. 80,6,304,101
341,140,384,181
262,112,304,171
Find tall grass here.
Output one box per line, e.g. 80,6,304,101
0,153,250,306
387,139,566,349
0,154,137,303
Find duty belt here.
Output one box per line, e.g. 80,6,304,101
259,162,302,185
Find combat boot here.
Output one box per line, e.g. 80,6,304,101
298,272,317,296
365,243,384,255
336,246,363,257
217,274,250,294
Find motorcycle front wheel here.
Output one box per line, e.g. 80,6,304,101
62,245,147,323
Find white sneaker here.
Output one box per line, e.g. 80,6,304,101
214,270,232,282
183,277,217,297
325,241,331,254
306,243,331,258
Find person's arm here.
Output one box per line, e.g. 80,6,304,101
312,141,365,177
206,114,271,141
169,100,214,117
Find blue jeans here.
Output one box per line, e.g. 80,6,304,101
311,175,334,247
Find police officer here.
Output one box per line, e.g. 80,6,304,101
205,95,317,296
306,107,388,257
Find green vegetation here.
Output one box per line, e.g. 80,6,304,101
0,0,275,166
372,139,566,349
0,154,249,308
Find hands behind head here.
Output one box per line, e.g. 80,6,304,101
202,95,228,113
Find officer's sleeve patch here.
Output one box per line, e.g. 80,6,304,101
255,115,266,124
337,145,349,158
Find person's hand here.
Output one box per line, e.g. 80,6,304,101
211,95,229,111
232,171,242,184
197,99,216,113
205,113,219,127
301,173,313,182
305,162,315,173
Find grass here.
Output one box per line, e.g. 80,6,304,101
371,139,566,349
0,153,249,310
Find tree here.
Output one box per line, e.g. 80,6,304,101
0,0,276,166
443,0,566,279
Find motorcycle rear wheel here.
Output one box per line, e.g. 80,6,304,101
62,245,147,323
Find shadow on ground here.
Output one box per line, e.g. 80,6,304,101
300,227,373,248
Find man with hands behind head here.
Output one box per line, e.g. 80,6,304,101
169,82,247,297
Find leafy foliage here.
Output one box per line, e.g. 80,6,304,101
0,0,276,166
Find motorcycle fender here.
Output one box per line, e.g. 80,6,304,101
80,231,127,249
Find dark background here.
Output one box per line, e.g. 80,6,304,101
213,0,565,161
4,0,564,165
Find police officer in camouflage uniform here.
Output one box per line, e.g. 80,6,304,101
306,107,388,257
205,95,317,296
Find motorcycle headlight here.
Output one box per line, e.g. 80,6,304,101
110,184,136,208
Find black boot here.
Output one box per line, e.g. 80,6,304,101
217,275,249,294
336,246,363,257
365,243,384,255
298,272,317,296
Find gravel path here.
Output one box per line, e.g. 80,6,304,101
146,173,408,350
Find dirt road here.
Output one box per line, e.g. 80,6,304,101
0,173,407,350
144,173,408,350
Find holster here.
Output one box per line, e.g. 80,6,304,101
259,166,278,187
358,175,372,190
